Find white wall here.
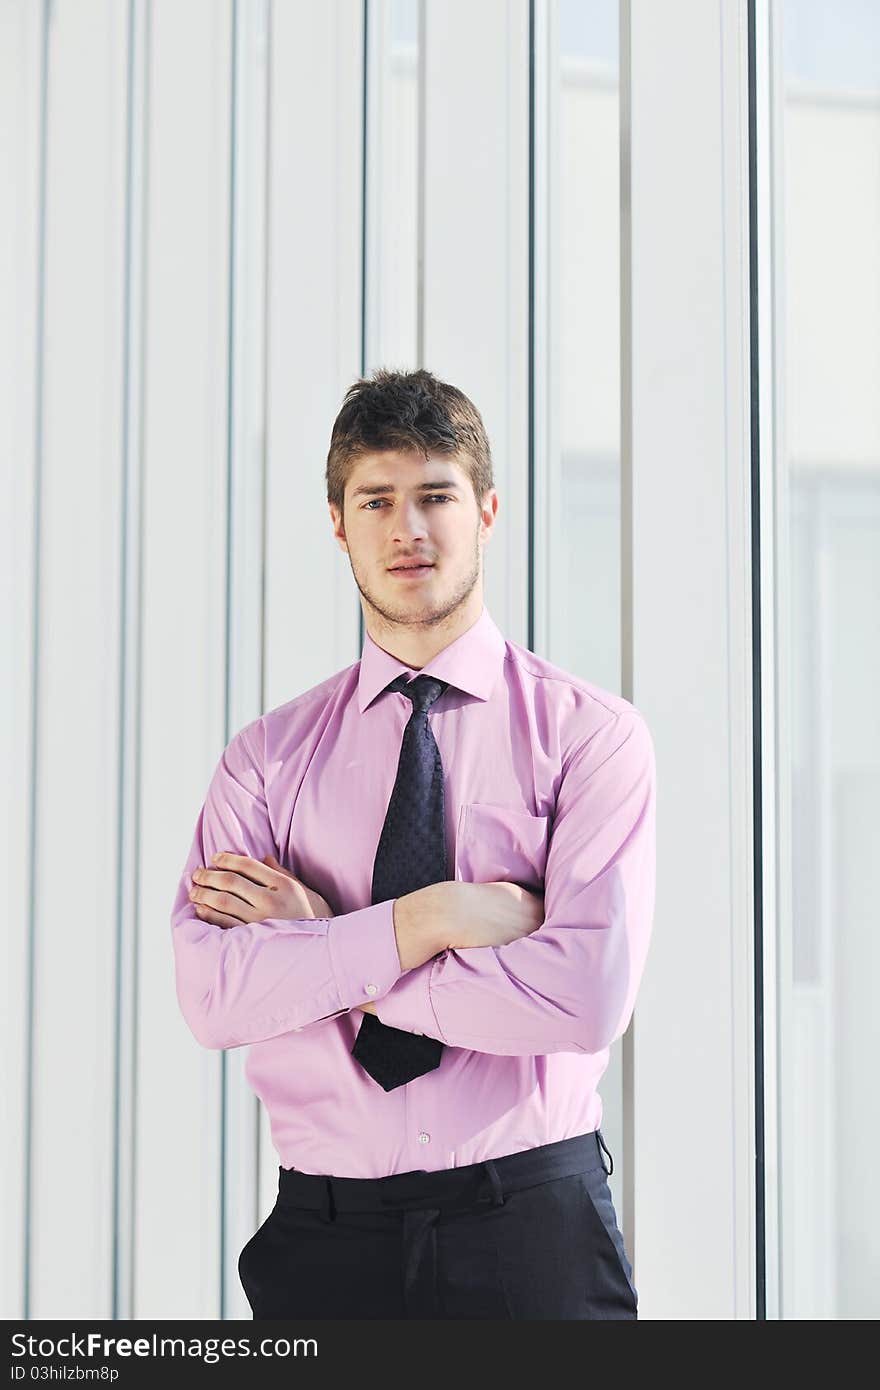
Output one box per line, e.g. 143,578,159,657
3,0,876,1321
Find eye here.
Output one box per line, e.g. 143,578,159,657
363,495,453,510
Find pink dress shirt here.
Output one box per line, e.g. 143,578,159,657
170,604,656,1178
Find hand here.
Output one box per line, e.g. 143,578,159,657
351,880,545,1016
437,880,545,951
351,881,544,1017
188,851,334,929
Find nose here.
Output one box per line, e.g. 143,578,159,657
390,499,430,544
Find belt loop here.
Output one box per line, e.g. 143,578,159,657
596,1128,614,1177
484,1159,505,1206
320,1176,336,1223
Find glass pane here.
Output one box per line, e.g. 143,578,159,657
552,0,621,693
370,0,420,365
775,0,880,1320
549,0,624,1200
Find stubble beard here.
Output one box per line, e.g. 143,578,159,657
349,530,482,631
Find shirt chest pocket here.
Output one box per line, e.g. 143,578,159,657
453,802,551,892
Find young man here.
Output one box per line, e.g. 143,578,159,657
170,367,656,1320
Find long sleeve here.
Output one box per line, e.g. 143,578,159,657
372,710,657,1056
170,721,404,1049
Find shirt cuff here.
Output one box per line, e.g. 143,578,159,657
326,899,404,1011
372,954,447,1040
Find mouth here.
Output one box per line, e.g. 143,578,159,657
388,562,435,579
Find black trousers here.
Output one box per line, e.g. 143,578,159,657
238,1128,638,1320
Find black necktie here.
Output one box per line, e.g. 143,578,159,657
351,673,449,1091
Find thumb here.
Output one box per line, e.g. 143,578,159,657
264,853,292,874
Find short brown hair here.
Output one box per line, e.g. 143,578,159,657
326,367,494,515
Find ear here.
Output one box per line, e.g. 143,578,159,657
329,501,348,552
478,488,499,543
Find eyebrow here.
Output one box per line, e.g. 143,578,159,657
349,480,463,499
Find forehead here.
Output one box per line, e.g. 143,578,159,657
346,449,470,497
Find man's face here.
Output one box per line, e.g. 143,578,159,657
330,449,497,627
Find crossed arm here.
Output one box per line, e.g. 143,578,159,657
170,708,656,1055
182,852,538,1025
188,848,380,1018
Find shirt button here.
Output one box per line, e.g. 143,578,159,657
418,1132,430,1144
365,983,378,995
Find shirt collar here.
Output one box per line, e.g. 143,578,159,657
357,603,507,713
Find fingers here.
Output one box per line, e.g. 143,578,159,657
190,859,280,914
192,903,249,929
189,875,258,911
208,851,280,886
264,852,299,882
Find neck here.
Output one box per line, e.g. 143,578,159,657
364,591,484,669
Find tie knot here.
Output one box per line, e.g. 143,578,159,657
386,673,448,715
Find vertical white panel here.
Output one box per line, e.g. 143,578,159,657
622,0,756,1317
138,0,232,1320
114,0,149,1321
533,0,629,1225
422,0,531,641
0,0,44,1323
223,0,270,1322
260,0,366,1246
264,0,364,716
28,0,129,1319
364,0,419,368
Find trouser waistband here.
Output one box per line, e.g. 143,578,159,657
276,1128,614,1218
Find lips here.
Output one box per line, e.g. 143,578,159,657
389,562,434,571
